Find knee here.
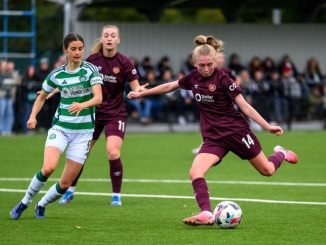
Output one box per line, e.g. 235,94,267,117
259,167,275,177
41,164,56,176
58,180,71,190
107,149,120,160
189,168,202,180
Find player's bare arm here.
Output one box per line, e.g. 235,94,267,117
129,79,149,92
68,84,102,115
128,80,179,99
234,94,283,136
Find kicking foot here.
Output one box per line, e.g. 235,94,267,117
274,145,298,164
182,211,214,226
58,190,74,205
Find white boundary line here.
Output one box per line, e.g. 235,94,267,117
0,177,326,187
1,188,326,206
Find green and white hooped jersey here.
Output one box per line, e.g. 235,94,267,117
42,61,103,133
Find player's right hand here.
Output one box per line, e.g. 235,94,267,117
27,117,37,129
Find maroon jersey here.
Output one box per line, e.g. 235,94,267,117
178,68,249,140
86,52,138,120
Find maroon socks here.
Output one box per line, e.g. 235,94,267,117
268,151,285,170
109,158,123,193
192,177,211,212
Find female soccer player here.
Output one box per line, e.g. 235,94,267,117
128,35,298,226
10,33,103,219
59,25,147,206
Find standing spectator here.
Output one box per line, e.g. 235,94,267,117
308,85,324,120
177,71,198,125
181,54,195,75
238,69,253,104
304,57,324,88
263,56,276,80
157,55,173,79
281,65,302,130
160,68,179,123
0,60,19,135
35,57,56,130
248,56,263,77
251,70,272,122
278,54,299,79
228,53,245,75
268,70,286,123
137,56,154,81
19,65,39,133
143,69,164,122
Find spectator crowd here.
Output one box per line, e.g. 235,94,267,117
1,53,326,135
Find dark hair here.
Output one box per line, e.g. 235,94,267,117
63,33,84,49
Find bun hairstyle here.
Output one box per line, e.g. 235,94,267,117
192,35,224,62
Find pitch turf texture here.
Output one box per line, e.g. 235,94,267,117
1,131,325,244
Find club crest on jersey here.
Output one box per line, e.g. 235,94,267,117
113,67,120,74
79,76,87,82
49,133,56,139
209,84,216,92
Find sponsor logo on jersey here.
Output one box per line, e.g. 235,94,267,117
62,85,91,96
102,75,117,83
62,80,67,85
209,84,216,92
113,67,120,74
194,93,215,103
131,68,137,75
229,82,238,91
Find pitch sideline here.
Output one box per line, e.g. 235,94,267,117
0,177,326,187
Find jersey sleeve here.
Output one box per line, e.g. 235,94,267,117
42,74,57,93
178,73,192,90
125,59,139,82
221,74,242,101
89,65,103,86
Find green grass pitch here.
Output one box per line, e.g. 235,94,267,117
0,131,326,244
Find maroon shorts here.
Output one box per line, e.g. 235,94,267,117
198,128,262,163
93,118,127,141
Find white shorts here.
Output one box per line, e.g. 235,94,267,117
45,127,92,164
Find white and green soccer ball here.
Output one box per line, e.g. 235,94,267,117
213,201,242,228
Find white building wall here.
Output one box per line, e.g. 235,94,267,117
76,22,326,74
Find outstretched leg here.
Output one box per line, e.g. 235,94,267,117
250,146,298,176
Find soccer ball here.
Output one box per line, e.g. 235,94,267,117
213,201,242,228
